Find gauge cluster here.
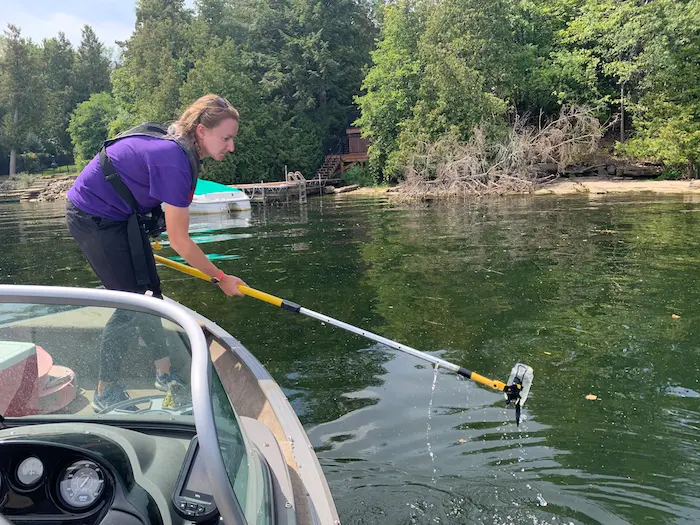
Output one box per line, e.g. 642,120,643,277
0,427,195,525
0,445,112,522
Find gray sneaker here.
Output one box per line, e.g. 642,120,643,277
155,371,187,392
91,385,131,412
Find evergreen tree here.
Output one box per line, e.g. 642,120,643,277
0,25,46,175
112,0,194,122
73,25,112,105
42,32,75,156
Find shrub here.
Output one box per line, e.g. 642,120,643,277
341,165,378,187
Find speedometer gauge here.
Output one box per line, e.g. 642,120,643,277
59,460,105,509
17,457,43,487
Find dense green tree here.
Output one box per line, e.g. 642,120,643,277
112,0,194,122
181,0,374,181
41,32,76,156
357,0,558,180
0,25,46,175
68,92,120,167
72,26,112,105
406,0,512,138
548,0,700,173
617,0,700,174
180,39,282,182
355,1,425,180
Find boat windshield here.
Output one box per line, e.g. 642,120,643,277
0,298,273,524
0,302,196,420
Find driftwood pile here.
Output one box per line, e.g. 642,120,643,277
535,162,663,178
396,106,609,199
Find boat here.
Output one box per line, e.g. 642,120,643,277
190,179,252,214
0,285,339,525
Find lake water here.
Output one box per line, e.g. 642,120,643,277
1,194,699,524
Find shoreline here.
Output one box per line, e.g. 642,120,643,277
4,175,700,204
342,177,700,197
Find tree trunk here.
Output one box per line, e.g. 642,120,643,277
9,108,18,176
9,149,16,176
620,83,625,143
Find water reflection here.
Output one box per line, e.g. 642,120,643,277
188,209,252,231
1,195,700,523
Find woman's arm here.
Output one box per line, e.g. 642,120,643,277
164,204,246,296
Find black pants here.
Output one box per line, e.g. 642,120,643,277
66,200,167,383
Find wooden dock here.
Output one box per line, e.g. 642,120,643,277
235,174,340,204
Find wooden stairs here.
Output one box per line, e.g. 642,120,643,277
316,154,342,180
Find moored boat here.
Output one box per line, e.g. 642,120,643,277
190,179,251,214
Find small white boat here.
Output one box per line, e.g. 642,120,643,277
0,285,339,525
190,179,251,214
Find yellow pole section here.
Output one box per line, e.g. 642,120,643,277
153,254,209,281
153,254,283,307
469,372,507,392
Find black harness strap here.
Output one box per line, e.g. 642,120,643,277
97,123,199,294
99,146,153,289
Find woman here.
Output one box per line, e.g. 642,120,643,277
66,94,247,411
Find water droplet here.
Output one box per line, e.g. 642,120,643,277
426,364,440,484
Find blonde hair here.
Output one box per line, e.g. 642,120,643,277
168,94,239,153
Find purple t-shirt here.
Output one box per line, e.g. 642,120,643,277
67,136,194,220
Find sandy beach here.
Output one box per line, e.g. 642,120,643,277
534,177,700,196
341,177,700,198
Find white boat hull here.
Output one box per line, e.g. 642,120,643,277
190,191,251,214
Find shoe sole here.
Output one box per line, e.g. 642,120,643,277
91,399,104,412
155,381,169,392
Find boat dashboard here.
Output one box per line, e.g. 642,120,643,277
0,422,220,525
